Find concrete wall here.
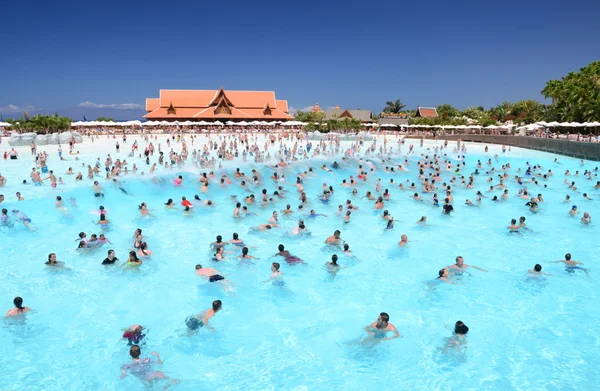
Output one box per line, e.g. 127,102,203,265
423,135,600,161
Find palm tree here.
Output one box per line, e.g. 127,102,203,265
383,99,406,114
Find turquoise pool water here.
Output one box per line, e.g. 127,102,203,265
1,138,599,390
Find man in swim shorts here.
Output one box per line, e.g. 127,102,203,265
195,264,232,291
552,253,589,275
185,300,222,332
11,210,33,229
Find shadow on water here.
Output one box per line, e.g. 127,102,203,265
2,314,49,345
339,335,393,368
433,336,468,370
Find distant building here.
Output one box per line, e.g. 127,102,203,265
144,88,293,122
414,107,438,118
377,113,409,126
311,103,323,113
323,105,372,122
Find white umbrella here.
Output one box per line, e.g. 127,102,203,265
0,122,12,127
380,123,397,127
213,121,224,126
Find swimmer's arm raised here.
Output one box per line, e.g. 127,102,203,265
151,352,163,365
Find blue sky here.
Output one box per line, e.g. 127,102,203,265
1,0,599,116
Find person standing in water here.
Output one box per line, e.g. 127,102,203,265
185,300,222,332
6,297,31,317
264,262,284,286
364,312,401,341
447,256,487,274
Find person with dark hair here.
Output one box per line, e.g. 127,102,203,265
102,249,119,265
137,242,152,257
1,208,13,227
442,198,454,214
185,300,223,332
211,235,229,249
238,247,255,260
45,253,65,267
230,232,244,247
265,262,284,286
6,296,31,317
123,251,142,267
195,264,232,292
552,253,589,275
275,244,303,264
120,345,177,386
364,312,401,341
528,264,551,277
454,321,469,336
325,230,342,245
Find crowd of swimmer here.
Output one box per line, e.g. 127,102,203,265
2,133,595,386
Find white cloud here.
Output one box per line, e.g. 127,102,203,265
0,104,34,112
78,101,144,110
289,105,315,114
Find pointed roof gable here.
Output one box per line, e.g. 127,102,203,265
209,87,235,107
312,103,322,113
145,88,293,120
167,102,176,115
263,102,272,116
340,110,354,118
415,107,438,118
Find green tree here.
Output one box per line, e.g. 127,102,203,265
436,104,459,119
542,61,600,122
383,99,406,114
4,114,72,134
96,117,115,122
461,106,485,120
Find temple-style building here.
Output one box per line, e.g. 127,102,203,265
322,105,373,122
144,88,294,122
414,106,439,118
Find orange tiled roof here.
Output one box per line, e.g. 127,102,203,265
312,103,322,113
146,98,159,112
145,107,206,119
416,107,438,118
276,100,289,113
144,89,293,120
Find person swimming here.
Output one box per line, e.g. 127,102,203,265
275,244,303,264
122,324,145,345
185,300,222,332
120,345,177,386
